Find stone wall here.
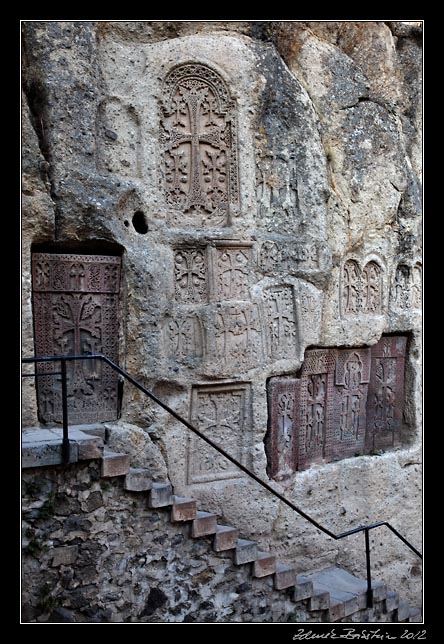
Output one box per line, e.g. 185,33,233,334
21,460,321,623
21,21,422,612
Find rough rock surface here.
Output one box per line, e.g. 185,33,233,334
21,21,422,613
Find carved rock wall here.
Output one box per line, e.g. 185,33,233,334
21,21,422,609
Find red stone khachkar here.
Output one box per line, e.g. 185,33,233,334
298,349,336,471
266,338,408,477
32,253,121,424
265,377,300,480
365,336,407,453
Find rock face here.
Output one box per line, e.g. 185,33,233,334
21,21,422,610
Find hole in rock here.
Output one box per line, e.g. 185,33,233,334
132,211,148,234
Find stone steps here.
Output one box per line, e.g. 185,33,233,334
109,459,422,623
22,433,421,624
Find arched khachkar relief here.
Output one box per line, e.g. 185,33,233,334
96,98,141,177
341,258,383,317
391,260,422,312
160,62,239,227
32,253,121,424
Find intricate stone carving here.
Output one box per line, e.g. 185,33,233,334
341,258,383,317
212,303,262,369
256,147,300,232
331,348,371,460
161,62,238,227
391,261,422,312
32,253,121,424
214,245,252,300
174,248,208,303
259,240,320,275
263,286,297,360
162,314,203,363
96,98,141,177
266,378,299,481
188,383,250,484
298,349,335,470
365,336,407,452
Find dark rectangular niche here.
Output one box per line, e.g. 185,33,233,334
265,336,408,478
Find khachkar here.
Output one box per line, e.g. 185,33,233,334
160,62,239,227
265,339,408,478
31,253,121,424
365,336,407,452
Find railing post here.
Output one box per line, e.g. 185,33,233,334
60,358,70,465
364,528,373,608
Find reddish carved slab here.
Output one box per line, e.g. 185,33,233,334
329,348,371,461
32,253,121,424
298,349,336,471
365,336,407,452
265,377,300,480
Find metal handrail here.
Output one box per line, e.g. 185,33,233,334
22,353,422,608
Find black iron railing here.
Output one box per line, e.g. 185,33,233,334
22,353,422,608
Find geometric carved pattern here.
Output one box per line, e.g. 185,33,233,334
262,286,298,359
214,245,251,300
265,378,300,481
32,253,121,424
188,383,250,484
213,303,262,369
161,62,239,227
365,336,407,452
341,258,383,317
392,261,422,312
265,338,407,479
174,248,208,303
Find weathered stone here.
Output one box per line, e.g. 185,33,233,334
252,552,276,578
395,599,410,622
148,483,173,508
21,20,422,613
170,497,197,522
274,563,297,590
233,539,258,565
123,468,153,492
190,512,218,538
101,451,130,478
52,545,79,567
213,525,239,552
22,439,79,468
294,575,314,602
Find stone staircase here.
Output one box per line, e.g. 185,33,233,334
21,427,422,623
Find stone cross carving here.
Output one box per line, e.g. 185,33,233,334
188,384,250,484
365,336,407,452
263,287,297,359
341,258,383,317
161,63,238,226
32,253,121,424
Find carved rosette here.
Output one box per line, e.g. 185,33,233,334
32,253,121,424
161,62,239,227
